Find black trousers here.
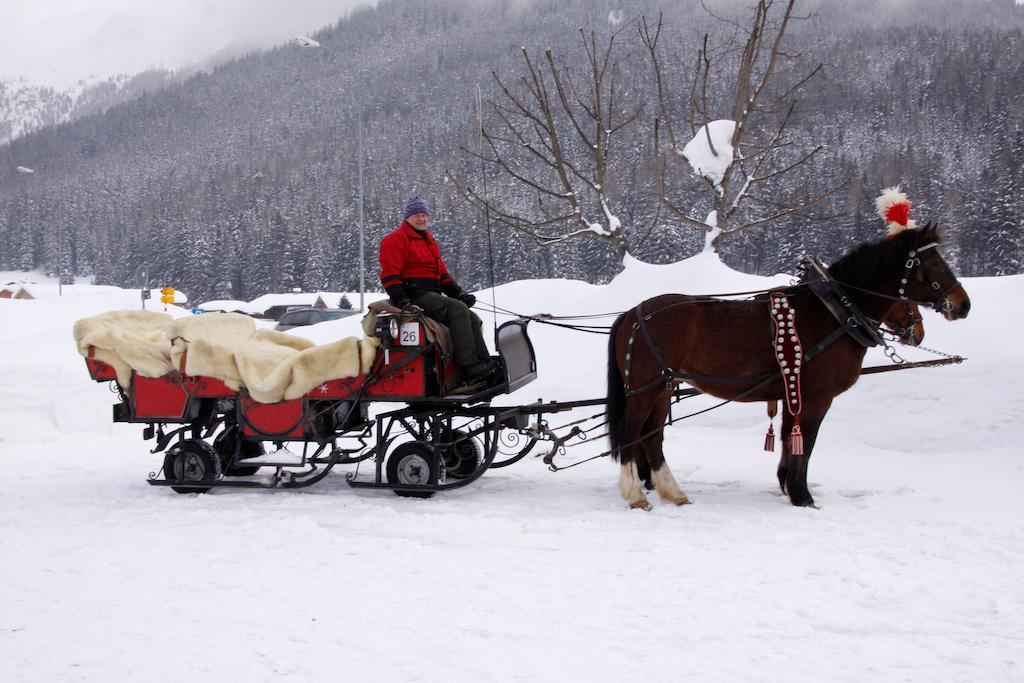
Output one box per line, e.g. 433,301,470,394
411,291,490,368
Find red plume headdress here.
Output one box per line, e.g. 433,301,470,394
875,186,917,237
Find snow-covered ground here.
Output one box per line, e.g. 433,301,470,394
2,255,1022,681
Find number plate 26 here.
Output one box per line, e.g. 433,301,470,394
399,322,421,346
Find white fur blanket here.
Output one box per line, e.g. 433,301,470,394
73,310,176,387
74,310,380,402
168,313,258,390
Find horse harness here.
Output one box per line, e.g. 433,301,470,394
900,241,961,317
620,249,939,455
537,240,963,471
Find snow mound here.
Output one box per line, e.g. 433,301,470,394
683,119,736,187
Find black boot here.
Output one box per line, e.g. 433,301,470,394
461,359,497,384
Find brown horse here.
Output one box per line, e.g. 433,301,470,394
884,301,925,347
606,225,969,509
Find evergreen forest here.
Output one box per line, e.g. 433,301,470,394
1,0,1022,302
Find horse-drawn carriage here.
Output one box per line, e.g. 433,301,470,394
77,304,562,497
76,220,969,507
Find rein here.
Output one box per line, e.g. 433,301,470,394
476,285,794,335
482,239,956,333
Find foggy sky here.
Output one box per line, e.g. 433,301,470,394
0,0,375,88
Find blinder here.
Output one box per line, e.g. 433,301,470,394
899,241,961,313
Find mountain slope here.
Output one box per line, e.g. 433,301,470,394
0,0,1022,302
0,79,76,144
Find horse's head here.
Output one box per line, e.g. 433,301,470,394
883,301,925,346
901,224,971,321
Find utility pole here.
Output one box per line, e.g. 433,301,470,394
358,96,365,312
292,37,367,312
57,223,63,296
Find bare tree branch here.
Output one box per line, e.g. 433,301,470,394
726,180,847,235
462,33,641,259
643,0,830,253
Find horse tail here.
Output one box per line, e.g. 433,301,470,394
606,311,628,463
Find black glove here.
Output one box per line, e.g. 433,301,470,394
385,284,410,309
460,292,477,308
440,280,462,298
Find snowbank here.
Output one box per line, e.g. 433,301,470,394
1,260,1022,681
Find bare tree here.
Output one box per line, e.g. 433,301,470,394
641,0,843,252
460,29,642,260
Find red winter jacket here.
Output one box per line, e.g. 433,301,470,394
379,221,462,305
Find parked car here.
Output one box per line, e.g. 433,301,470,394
275,307,358,331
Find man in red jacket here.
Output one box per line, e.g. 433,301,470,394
379,196,495,383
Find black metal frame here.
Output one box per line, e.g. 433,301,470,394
121,316,623,497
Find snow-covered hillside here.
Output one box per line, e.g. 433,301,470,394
1,255,1022,681
0,78,78,145
0,71,182,145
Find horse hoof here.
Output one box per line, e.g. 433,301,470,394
630,499,653,511
655,489,690,506
791,497,816,508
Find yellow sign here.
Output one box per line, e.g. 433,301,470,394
160,286,175,304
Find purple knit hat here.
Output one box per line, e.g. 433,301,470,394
404,196,429,219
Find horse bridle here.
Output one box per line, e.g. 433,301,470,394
881,301,922,343
898,242,961,316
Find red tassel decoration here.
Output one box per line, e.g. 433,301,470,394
789,423,804,456
764,423,776,452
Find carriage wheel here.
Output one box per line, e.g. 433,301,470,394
439,429,483,480
163,439,221,494
213,425,265,476
386,441,441,499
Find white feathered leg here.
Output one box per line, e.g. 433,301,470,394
619,460,651,510
651,464,690,506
